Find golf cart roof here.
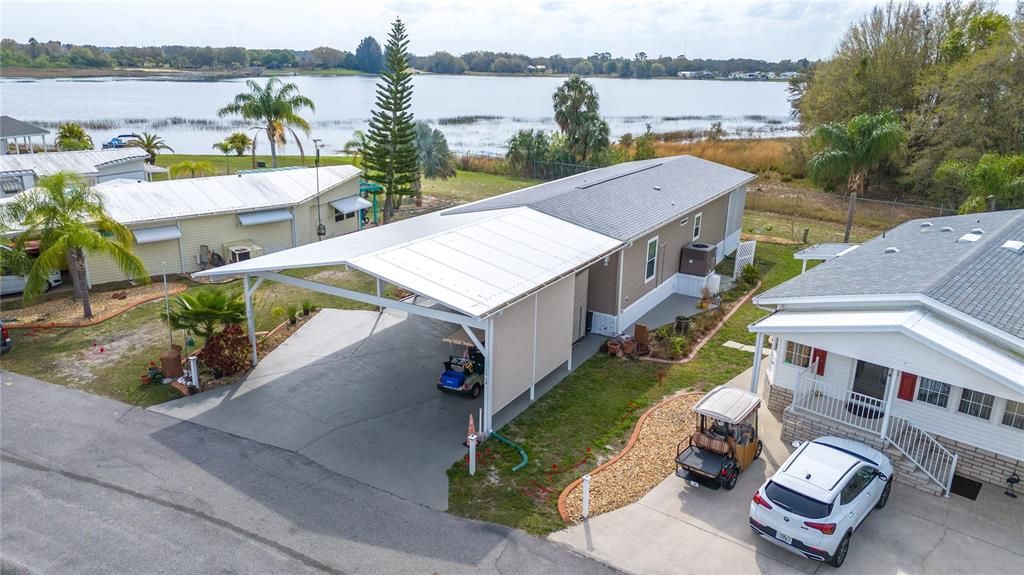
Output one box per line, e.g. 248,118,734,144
693,386,760,424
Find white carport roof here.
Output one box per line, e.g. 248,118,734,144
750,308,1024,393
196,207,624,319
793,243,859,261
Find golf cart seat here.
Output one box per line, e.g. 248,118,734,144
691,432,731,456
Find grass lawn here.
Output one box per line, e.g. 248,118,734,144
446,240,804,535
420,170,540,204
154,153,355,178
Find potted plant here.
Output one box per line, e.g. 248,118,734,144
622,337,636,356
286,303,299,325
606,338,621,356
301,299,315,316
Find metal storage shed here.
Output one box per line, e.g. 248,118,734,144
195,207,623,434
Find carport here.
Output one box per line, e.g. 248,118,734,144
195,207,623,436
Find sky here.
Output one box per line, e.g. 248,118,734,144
2,0,1019,62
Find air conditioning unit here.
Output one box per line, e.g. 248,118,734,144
229,246,252,263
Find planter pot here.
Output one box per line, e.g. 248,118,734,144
622,339,636,355
302,310,310,316
606,340,621,356
289,318,297,325
140,374,151,385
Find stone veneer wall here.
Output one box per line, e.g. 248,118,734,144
934,436,1021,488
766,384,793,415
780,406,885,451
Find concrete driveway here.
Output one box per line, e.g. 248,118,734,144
150,308,480,510
550,369,1024,574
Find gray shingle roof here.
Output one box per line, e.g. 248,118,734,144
445,155,755,240
0,116,49,139
758,210,1024,339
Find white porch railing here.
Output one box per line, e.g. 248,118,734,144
886,416,957,497
793,369,886,435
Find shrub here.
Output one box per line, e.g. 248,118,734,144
670,336,686,359
198,324,249,377
740,263,760,287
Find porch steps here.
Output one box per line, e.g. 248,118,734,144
883,446,945,497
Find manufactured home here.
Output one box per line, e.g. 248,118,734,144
196,155,754,435
0,148,150,194
749,210,1024,497
84,166,366,285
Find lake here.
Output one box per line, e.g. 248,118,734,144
1,74,797,155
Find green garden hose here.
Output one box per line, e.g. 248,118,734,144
491,430,529,472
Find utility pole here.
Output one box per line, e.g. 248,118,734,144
313,138,326,240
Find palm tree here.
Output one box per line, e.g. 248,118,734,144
552,76,610,163
343,129,368,166
55,122,93,151
161,286,246,339
224,132,253,156
128,132,174,164
937,153,1024,213
169,160,215,179
217,78,315,168
807,111,904,242
414,122,456,180
212,142,232,174
3,172,147,319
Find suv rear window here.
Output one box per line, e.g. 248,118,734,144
765,481,832,519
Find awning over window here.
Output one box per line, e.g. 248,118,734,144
238,208,292,226
329,195,372,214
133,225,181,244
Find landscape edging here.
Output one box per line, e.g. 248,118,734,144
5,284,189,330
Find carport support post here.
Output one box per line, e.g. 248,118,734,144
482,318,495,436
468,434,477,475
749,332,765,393
582,474,591,519
243,274,258,367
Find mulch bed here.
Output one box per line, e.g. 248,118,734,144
2,282,188,328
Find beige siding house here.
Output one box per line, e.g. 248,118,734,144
448,154,755,336
0,148,150,195
85,166,365,285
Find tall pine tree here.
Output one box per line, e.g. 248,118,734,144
363,18,419,223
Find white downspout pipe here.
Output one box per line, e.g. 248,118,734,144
243,274,258,367
483,317,495,435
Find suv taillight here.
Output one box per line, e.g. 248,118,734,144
752,491,772,509
1,325,8,340
804,521,836,535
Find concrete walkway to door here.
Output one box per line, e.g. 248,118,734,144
150,308,481,510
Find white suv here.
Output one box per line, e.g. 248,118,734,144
749,436,894,568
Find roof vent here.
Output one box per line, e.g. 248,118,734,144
957,233,982,244
971,228,984,234
940,226,954,232
920,222,933,228
653,185,661,191
884,247,900,254
1001,240,1024,254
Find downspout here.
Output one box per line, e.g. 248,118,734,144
176,221,185,274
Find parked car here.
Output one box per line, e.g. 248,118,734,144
1,320,11,354
0,246,62,296
749,436,894,568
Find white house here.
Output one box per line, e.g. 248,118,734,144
0,148,150,194
82,166,367,285
748,210,1024,497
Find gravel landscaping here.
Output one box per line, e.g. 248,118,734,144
562,391,703,523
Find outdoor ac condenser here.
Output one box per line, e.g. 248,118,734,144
679,243,717,276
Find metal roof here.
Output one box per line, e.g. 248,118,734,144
692,386,760,424
750,308,1024,392
0,116,49,138
0,148,149,177
758,210,1024,340
446,155,755,240
196,207,624,319
793,243,859,261
93,166,360,225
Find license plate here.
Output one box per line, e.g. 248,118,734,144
777,532,793,545
690,480,700,487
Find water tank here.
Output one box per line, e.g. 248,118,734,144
679,243,717,276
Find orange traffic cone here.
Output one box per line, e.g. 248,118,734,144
468,414,476,438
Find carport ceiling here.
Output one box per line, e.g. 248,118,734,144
195,207,623,319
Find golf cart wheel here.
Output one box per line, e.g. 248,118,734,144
470,384,481,399
754,440,763,459
830,533,850,568
720,463,739,490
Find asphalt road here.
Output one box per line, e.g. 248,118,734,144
0,371,619,575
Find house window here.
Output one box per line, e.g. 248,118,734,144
1001,400,1024,430
644,237,658,283
334,208,355,223
1,177,24,195
693,212,703,240
958,388,995,420
916,377,951,408
784,341,811,367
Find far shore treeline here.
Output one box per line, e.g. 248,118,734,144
0,36,810,79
